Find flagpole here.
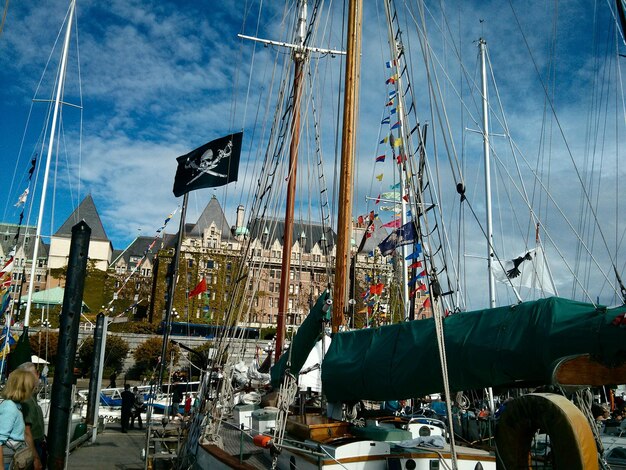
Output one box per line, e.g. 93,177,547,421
24,0,76,328
157,192,188,390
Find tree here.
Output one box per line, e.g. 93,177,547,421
29,331,59,364
133,337,180,378
76,334,130,375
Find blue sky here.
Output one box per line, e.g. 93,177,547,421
0,0,624,307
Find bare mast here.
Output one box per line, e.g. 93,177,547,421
24,0,77,328
275,1,307,361
332,0,363,332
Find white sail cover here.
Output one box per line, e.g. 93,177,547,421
298,335,331,393
494,245,556,294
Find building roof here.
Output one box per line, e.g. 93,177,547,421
54,195,110,242
248,217,336,252
0,223,49,261
188,196,234,241
110,236,159,266
20,286,90,311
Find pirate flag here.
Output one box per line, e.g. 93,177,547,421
172,132,243,197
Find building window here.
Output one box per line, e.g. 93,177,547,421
226,262,232,270
188,259,193,268
289,284,294,294
207,260,214,269
226,275,231,284
289,271,295,280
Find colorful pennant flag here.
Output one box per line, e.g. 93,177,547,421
375,155,386,163
422,297,432,309
14,188,29,207
382,219,401,229
385,75,398,85
391,121,401,130
379,136,389,144
405,246,423,260
385,60,397,68
376,174,384,181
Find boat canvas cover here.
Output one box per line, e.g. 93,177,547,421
322,297,626,402
270,291,330,387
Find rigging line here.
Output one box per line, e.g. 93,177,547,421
0,0,8,35
475,89,620,299
3,17,66,223
407,2,463,190
508,0,621,279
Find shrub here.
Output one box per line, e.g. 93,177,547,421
133,337,180,379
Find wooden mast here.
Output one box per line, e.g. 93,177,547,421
332,0,362,332
276,2,308,361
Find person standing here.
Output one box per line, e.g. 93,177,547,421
17,362,45,469
130,387,144,430
108,370,118,389
0,369,37,470
184,394,192,417
120,384,134,433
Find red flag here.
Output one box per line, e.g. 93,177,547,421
418,282,427,291
188,278,207,298
402,194,409,202
371,283,385,295
369,211,375,221
422,297,431,309
358,215,364,225
408,261,422,269
375,194,381,204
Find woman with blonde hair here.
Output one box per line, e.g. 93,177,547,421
0,368,37,469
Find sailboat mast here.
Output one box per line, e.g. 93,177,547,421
276,0,307,361
480,38,497,414
480,38,496,309
24,0,76,328
332,0,363,332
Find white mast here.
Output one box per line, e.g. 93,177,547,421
24,0,77,327
480,38,496,310
479,38,496,413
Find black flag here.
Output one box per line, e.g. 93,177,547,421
172,132,243,197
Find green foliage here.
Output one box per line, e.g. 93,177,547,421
133,337,180,377
76,334,130,374
29,331,59,364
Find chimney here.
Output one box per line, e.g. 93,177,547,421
236,205,245,230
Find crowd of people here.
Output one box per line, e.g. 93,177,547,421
0,363,46,470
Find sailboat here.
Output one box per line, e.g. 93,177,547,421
174,0,626,469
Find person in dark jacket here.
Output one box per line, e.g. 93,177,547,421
120,384,135,433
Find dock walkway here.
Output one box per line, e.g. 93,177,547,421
68,425,146,470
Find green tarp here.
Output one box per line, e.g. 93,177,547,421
270,291,330,388
322,297,626,402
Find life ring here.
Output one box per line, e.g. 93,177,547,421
495,393,598,470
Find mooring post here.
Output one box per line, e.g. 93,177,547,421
48,221,91,470
86,313,106,429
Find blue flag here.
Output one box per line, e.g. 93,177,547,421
378,222,417,256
